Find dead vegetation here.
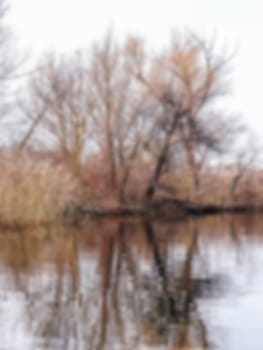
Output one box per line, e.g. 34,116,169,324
0,2,261,223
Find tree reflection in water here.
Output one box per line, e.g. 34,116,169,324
0,214,261,350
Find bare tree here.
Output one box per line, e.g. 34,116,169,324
20,33,148,198
178,111,241,193
19,52,93,174
89,32,149,198
229,135,261,203
129,32,235,201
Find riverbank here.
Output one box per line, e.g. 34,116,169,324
62,198,261,223
0,197,261,231
0,151,262,229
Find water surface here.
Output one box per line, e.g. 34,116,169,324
1,214,263,349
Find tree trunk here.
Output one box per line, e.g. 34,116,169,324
144,110,186,202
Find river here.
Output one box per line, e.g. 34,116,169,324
0,214,263,349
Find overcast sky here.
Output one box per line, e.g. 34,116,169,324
7,0,263,137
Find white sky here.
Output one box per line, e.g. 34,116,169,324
7,0,263,137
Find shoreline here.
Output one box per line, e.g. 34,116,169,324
0,200,260,231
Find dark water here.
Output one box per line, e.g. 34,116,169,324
1,214,263,349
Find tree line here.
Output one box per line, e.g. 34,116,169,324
0,0,260,208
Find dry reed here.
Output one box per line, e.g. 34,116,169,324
0,152,77,225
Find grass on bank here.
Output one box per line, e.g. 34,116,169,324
0,152,77,226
